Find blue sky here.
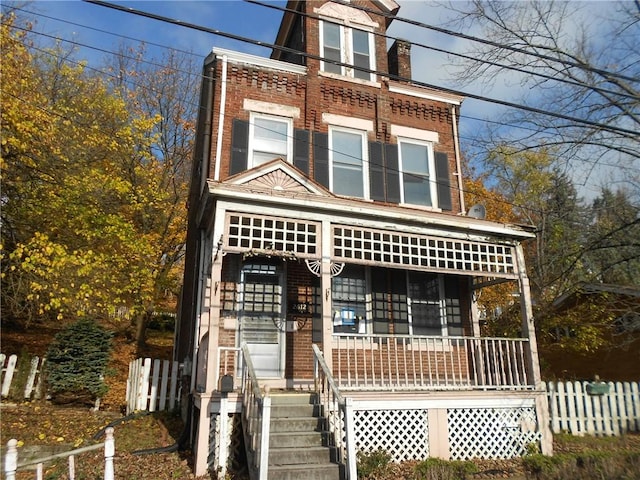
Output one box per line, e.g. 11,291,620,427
5,0,634,199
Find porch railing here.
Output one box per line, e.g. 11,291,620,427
333,334,533,391
239,343,270,480
313,344,357,480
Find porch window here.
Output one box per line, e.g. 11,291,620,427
408,272,444,335
320,20,375,81
248,113,292,167
398,138,436,207
329,127,368,198
332,264,367,333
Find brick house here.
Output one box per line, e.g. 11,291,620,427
175,1,552,478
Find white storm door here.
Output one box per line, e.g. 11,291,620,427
239,263,284,378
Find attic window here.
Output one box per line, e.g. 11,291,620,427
320,21,375,81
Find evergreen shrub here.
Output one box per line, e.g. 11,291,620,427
45,318,113,405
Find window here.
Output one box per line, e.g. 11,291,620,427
248,114,292,167
329,127,368,198
332,265,367,334
332,266,463,337
320,20,374,81
398,139,435,207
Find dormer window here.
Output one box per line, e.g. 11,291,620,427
320,21,375,81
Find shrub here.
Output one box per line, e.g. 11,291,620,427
45,318,113,405
414,457,478,480
357,449,392,478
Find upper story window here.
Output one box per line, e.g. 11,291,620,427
398,138,436,207
248,113,292,168
320,20,375,81
329,126,369,199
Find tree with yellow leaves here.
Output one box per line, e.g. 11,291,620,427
1,12,193,348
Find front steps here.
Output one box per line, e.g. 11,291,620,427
266,392,341,480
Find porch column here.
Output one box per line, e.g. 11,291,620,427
321,219,333,369
193,241,224,477
515,243,553,456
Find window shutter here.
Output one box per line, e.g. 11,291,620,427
230,119,249,175
435,151,452,211
369,141,385,201
384,144,400,203
313,131,330,188
293,129,310,175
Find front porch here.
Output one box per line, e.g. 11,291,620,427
203,340,549,479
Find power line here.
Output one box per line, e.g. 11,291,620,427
247,0,639,102
7,8,639,181
81,0,639,138
327,0,640,85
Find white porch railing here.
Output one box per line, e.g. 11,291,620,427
239,343,271,480
333,334,533,390
4,427,115,480
312,344,356,480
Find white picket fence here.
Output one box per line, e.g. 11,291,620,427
1,353,46,400
546,380,640,436
4,427,115,480
126,357,180,414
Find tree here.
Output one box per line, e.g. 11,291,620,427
102,43,199,346
1,13,193,349
443,0,639,181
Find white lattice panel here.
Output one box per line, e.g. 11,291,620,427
354,409,429,462
226,213,320,257
448,407,541,459
333,226,517,277
208,412,238,471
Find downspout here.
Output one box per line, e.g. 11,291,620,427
451,105,465,214
190,231,207,393
200,62,215,194
213,54,228,181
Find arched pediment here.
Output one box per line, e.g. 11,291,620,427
316,2,378,28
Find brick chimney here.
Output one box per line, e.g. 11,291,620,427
388,39,412,81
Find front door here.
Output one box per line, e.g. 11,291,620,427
238,262,284,378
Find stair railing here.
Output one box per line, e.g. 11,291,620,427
240,342,271,480
312,344,356,480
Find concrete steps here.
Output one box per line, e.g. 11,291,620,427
266,392,341,480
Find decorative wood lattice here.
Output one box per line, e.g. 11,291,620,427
209,412,245,474
226,213,320,257
353,409,429,462
448,407,541,460
333,226,517,277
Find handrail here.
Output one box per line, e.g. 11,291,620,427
239,342,270,480
313,343,344,404
312,344,356,480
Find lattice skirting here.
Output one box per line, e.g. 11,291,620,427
354,409,430,462
448,407,541,460
208,413,246,474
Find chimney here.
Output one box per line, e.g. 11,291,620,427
388,39,412,81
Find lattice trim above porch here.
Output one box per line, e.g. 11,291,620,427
223,212,520,279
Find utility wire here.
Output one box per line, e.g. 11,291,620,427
81,0,639,138
326,0,640,85
247,0,639,101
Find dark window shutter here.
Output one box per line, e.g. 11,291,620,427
293,129,310,175
313,132,329,188
230,119,249,175
369,141,385,201
435,151,452,211
384,144,400,203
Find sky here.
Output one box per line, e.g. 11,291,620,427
4,0,635,200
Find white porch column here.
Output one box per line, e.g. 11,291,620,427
515,243,553,455
321,219,333,369
193,239,224,477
